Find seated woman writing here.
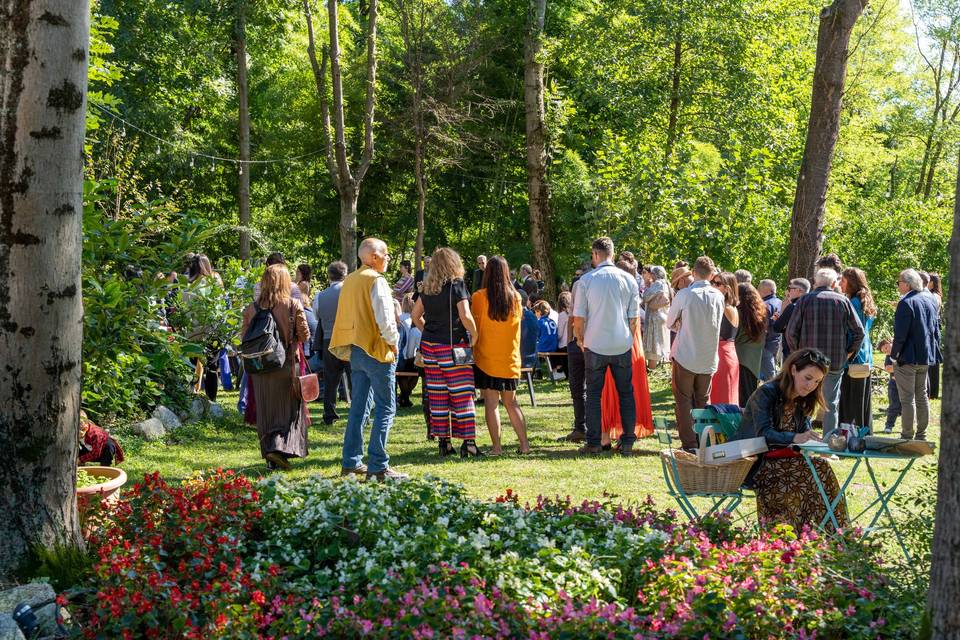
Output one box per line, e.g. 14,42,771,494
738,348,848,532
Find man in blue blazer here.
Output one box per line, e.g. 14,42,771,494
890,268,942,440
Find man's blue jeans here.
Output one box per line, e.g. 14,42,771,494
822,369,844,434
584,349,635,447
342,346,397,473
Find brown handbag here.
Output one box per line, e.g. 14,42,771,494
289,303,320,402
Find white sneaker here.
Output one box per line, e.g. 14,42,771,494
551,371,566,381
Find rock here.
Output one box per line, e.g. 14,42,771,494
151,405,182,431
207,403,225,420
187,397,207,422
0,614,25,640
131,417,165,440
0,583,56,637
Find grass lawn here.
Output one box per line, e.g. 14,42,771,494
118,361,940,526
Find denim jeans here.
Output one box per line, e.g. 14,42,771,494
885,376,901,432
584,349,635,447
822,369,844,434
759,345,779,381
342,346,397,473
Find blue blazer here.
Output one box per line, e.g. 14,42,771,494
891,290,942,366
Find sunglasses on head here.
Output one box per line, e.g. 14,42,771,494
796,350,830,369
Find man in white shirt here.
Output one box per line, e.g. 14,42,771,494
667,255,725,449
573,237,641,455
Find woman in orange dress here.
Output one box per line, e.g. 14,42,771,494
600,257,654,447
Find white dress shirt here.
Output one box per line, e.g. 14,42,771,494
666,279,725,374
371,276,400,347
572,260,640,356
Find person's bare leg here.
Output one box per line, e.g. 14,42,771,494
483,389,503,454
502,390,530,453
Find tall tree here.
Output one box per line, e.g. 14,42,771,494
524,0,556,299
0,0,88,575
235,0,252,261
304,0,379,270
928,149,960,639
788,0,868,280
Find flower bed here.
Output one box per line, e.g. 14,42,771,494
67,472,918,638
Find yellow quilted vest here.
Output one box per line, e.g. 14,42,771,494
328,266,395,364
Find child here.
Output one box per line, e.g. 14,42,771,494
878,338,901,434
533,300,562,380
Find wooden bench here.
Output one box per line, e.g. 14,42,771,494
537,351,568,385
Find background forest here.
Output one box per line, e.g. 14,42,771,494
82,0,955,416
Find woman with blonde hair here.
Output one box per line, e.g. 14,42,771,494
839,267,876,428
240,264,311,470
412,248,481,457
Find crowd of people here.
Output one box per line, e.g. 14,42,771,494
178,238,942,528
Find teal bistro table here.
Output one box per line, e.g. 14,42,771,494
795,442,928,564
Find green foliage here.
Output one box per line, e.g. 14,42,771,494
23,539,94,593
81,180,252,422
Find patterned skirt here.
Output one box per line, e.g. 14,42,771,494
420,340,476,439
753,456,849,532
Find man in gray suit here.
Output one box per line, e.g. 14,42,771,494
312,261,349,424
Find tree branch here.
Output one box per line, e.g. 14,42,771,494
303,0,338,186
356,0,379,184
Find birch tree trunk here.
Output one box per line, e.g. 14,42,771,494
0,0,88,575
927,150,960,639
236,1,251,261
787,0,867,280
304,0,378,271
523,0,557,301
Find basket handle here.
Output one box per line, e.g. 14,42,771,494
697,425,716,464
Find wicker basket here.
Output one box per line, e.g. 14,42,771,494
664,426,756,494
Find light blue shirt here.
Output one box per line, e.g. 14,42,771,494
667,279,725,374
572,260,640,356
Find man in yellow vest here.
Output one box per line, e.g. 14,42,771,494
330,238,407,481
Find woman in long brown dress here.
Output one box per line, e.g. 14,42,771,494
241,264,310,470
738,348,849,532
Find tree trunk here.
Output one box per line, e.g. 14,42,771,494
0,0,88,576
339,188,359,267
787,0,867,281
319,0,378,270
235,1,251,261
928,148,960,638
923,141,943,200
414,134,425,274
665,24,682,161
523,0,557,301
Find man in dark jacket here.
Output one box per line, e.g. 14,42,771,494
891,268,942,440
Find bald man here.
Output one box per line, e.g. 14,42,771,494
330,238,407,481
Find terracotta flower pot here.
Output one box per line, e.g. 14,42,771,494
77,466,127,515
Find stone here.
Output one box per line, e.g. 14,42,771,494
187,397,207,422
0,614,25,640
207,403,225,419
131,417,165,440
0,583,57,636
151,405,182,431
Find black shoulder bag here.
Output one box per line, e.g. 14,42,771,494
450,282,474,366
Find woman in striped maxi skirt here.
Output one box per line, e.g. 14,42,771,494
411,247,482,457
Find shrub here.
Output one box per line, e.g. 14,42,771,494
70,470,279,639
65,474,917,639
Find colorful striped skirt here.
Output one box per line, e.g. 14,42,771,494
420,340,476,439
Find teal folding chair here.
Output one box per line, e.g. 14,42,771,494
654,416,746,522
